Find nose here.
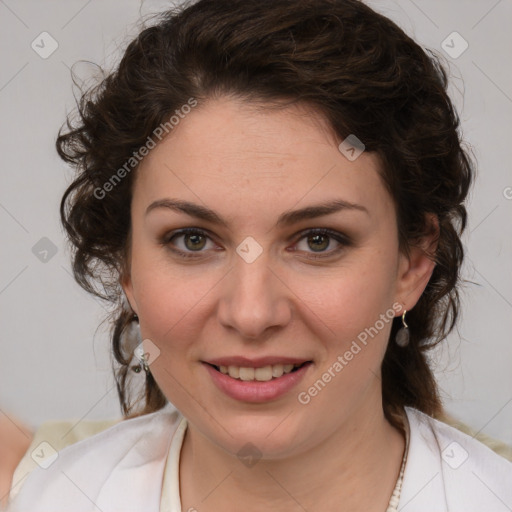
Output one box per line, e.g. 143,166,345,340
216,252,292,340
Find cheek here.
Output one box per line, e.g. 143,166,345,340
130,252,220,351
136,276,203,337
291,259,398,419
290,252,398,342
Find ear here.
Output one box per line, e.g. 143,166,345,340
394,214,438,312
120,268,139,316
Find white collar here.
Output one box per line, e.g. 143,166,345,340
9,405,512,512
399,407,449,511
160,415,187,512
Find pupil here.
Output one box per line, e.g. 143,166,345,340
308,234,329,252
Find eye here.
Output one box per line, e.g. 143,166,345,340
162,228,217,258
161,227,351,260
292,228,350,258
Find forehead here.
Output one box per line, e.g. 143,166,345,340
133,97,392,225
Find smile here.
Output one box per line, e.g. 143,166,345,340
202,360,313,402
210,362,308,381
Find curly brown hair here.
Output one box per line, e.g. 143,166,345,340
57,0,474,427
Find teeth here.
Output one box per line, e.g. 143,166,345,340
216,363,304,381
272,364,284,378
239,367,255,381
255,366,273,381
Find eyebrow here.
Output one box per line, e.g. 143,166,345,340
145,198,368,227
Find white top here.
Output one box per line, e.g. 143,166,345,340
7,404,512,512
160,414,187,512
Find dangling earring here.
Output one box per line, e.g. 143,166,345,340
132,347,150,374
130,314,149,374
395,310,410,347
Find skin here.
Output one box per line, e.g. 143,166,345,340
122,96,436,511
0,412,32,507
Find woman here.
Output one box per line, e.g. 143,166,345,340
8,0,512,510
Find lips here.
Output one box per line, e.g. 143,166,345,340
201,355,313,401
203,360,313,402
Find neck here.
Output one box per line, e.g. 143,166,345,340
179,392,405,512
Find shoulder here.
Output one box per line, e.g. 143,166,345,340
7,405,184,512
406,406,512,473
11,417,119,500
402,407,512,512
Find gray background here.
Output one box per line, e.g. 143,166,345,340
1,0,511,446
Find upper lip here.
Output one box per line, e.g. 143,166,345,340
203,356,312,368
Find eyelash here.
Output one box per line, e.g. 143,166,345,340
160,227,351,261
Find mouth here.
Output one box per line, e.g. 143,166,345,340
202,358,313,403
205,361,311,382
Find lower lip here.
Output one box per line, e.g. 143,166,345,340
203,362,312,403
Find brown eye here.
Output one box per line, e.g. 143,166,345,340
293,228,350,259
307,233,330,252
184,233,207,251
162,228,217,258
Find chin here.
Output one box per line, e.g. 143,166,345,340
197,411,314,461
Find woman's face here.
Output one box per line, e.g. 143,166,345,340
123,97,431,458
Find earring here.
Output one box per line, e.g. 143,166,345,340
395,310,410,347
132,343,150,374
132,349,150,374
130,316,149,374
